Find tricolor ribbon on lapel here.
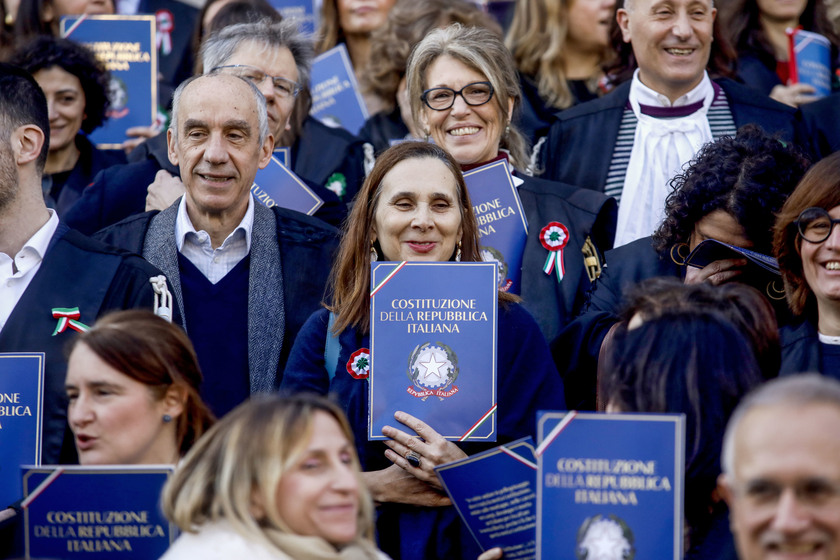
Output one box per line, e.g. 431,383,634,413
540,222,569,283
156,10,174,56
51,308,90,336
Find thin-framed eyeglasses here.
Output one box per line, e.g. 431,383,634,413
421,81,494,111
210,64,302,98
796,207,840,244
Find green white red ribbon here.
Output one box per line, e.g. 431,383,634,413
347,348,370,379
540,222,569,282
51,308,90,336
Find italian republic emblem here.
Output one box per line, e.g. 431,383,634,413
406,342,459,400
480,245,512,292
346,348,370,379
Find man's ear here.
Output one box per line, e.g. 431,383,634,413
167,128,179,167
15,125,46,166
616,9,632,44
717,473,735,507
257,133,274,170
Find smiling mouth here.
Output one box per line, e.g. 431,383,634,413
198,174,233,183
407,241,437,253
826,262,840,270
666,48,695,56
449,127,480,136
766,541,823,555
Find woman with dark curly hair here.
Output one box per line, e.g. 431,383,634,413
719,0,840,107
773,151,840,375
9,35,125,215
552,125,809,410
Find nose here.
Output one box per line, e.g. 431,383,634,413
410,203,435,231
672,10,692,39
203,133,230,164
46,99,58,122
256,76,276,106
68,393,94,430
770,488,811,534
825,221,840,250
449,92,471,117
332,462,360,493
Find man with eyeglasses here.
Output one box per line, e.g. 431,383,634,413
718,374,840,560
64,18,366,233
95,69,339,417
536,0,798,249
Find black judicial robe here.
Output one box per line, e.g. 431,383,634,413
0,224,163,464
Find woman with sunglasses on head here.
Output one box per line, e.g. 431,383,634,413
406,23,617,342
774,151,840,376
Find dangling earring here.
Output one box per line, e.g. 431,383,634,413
670,243,690,266
370,242,379,262
504,123,510,138
455,241,462,262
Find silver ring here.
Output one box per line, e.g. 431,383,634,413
405,451,421,468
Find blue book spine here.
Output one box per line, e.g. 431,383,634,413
23,466,176,559
251,155,324,215
0,354,44,508
436,437,538,559
536,412,685,560
61,15,157,149
463,161,529,294
310,44,369,136
369,262,498,441
268,0,317,34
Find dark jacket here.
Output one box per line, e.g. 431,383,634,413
538,78,798,190
516,173,617,341
551,236,680,409
796,92,840,160
95,201,339,391
45,134,125,217
0,224,162,464
780,317,822,375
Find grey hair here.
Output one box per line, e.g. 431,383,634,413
200,18,314,89
169,74,270,146
721,373,840,475
406,23,529,169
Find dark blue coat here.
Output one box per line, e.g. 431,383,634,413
538,78,799,189
796,92,840,160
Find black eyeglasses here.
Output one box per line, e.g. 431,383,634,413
210,64,302,98
421,81,494,111
796,207,840,243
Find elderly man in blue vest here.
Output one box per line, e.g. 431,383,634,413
538,0,797,247
97,71,338,417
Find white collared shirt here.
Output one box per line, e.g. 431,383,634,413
0,210,59,333
175,195,254,284
615,70,715,247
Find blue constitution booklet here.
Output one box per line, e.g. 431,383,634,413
0,353,44,509
22,465,176,558
463,161,528,294
536,412,685,560
788,27,832,98
252,155,323,215
436,437,538,559
268,0,317,34
310,44,369,136
369,262,498,441
61,15,157,149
